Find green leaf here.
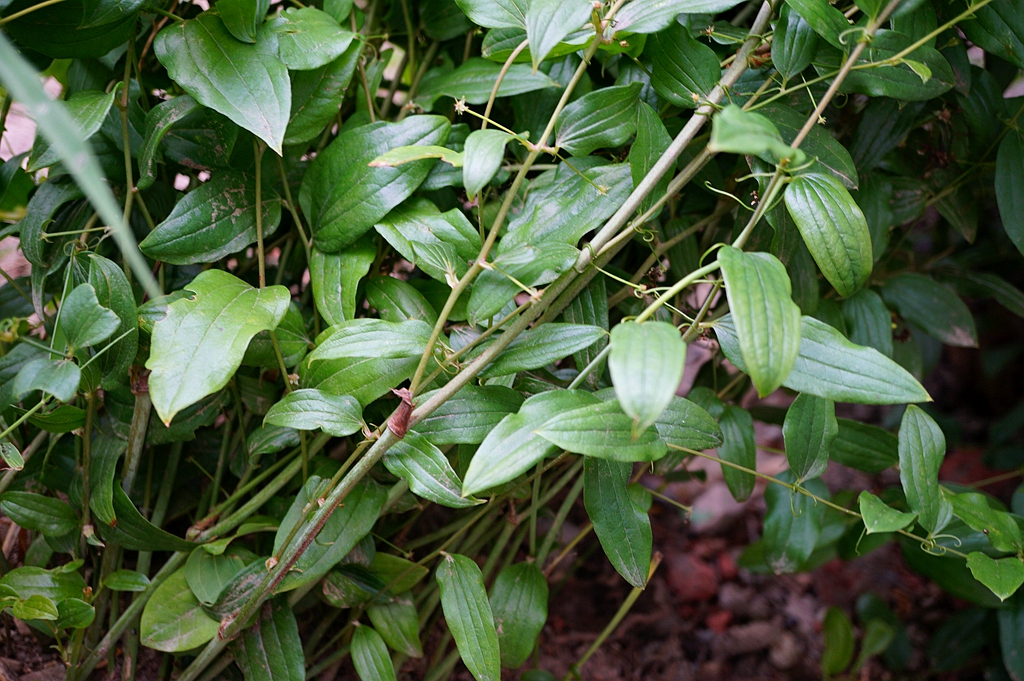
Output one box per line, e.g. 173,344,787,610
218,0,270,42
88,434,124,528
477,323,604,378
299,352,418,408
718,405,757,502
760,103,858,188
820,30,955,101
653,397,724,450
185,547,250,605
58,283,119,351
366,594,423,658
783,394,836,482
609,321,685,433
464,129,512,199
455,0,527,28
413,385,523,445
140,172,283,265
56,598,94,629
554,83,640,156
898,405,949,536
103,570,151,592
286,43,361,145
1,492,78,537
709,105,804,165
233,596,305,681
146,270,290,424
489,562,548,669
369,145,465,168
784,173,872,298
0,443,23,471
462,390,597,496
273,476,386,592
851,619,895,673
12,594,58,622
415,58,561,110
821,606,854,676
351,625,398,681
137,96,201,190
647,23,720,109
13,358,81,403
383,432,483,508
959,0,1024,70
718,246,802,396
966,553,1024,602
584,457,652,588
763,472,827,573
525,0,592,69
535,400,667,462
613,0,714,35
630,101,674,215
27,88,119,171
436,553,501,681
260,7,355,71
997,594,1024,680
947,492,1023,554
0,565,87,605
309,319,433,362
154,12,290,153
87,253,139,390
140,567,219,652
96,485,197,552
784,0,849,48
772,3,819,80
300,116,450,251
841,289,893,357
468,242,579,323
857,491,917,534
310,239,376,326
881,273,977,348
831,418,897,472
370,552,429,595
264,389,363,437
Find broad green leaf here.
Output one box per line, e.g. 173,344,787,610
309,319,433,362
13,595,58,622
367,595,423,658
881,273,977,348
718,246,802,396
763,472,828,573
299,351,419,408
103,570,151,592
96,485,196,552
154,13,290,153
1,492,78,537
630,101,673,215
264,389,363,437
536,400,667,462
413,385,523,445
27,88,118,171
436,553,500,681
88,253,139,390
998,594,1024,680
243,303,310,369
555,83,640,156
79,0,146,27
831,418,897,472
218,0,270,42
479,323,604,378
137,95,201,190
140,172,283,265
821,606,854,676
468,242,579,323
609,321,685,433
13,358,81,403
273,476,386,592
784,173,872,298
366,276,438,325
898,405,949,536
709,105,804,165
647,23,720,108
561,276,609,389
525,0,592,69
185,547,250,605
351,625,397,681
300,116,450,251
0,33,160,301
0,565,87,604
612,0,710,35
455,0,527,28
260,8,355,71
56,598,94,629
966,553,1024,602
784,0,849,48
415,58,561,110
370,552,429,595
382,432,482,508
310,238,376,326
286,43,361,145
462,390,597,496
760,103,858,188
947,492,1023,554
997,129,1024,258
857,491,916,534
464,129,512,199
718,405,756,502
146,270,290,424
818,30,954,101
88,434,124,528
369,145,465,168
140,567,219,652
489,562,548,669
783,394,836,482
375,198,480,275
0,443,23,471
653,397,724,450
17,180,82,269
772,3,819,80
59,283,119,352
959,0,1024,70
584,457,652,588
232,596,305,681
841,289,893,357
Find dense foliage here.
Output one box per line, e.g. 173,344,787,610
0,0,1024,677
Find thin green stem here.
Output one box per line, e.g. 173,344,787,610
480,38,528,130
0,0,66,25
254,140,266,288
